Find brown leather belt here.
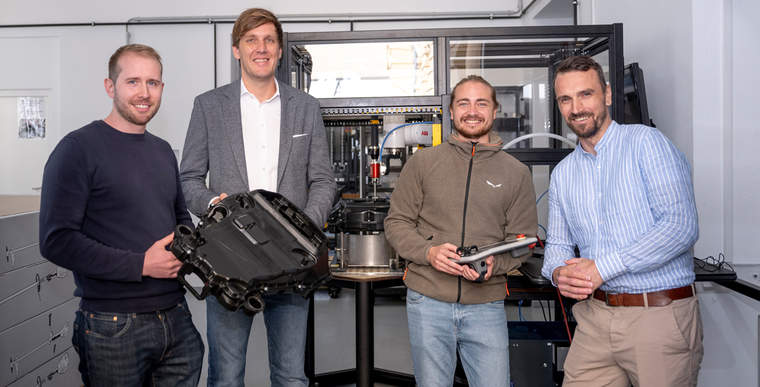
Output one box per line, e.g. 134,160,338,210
593,284,695,307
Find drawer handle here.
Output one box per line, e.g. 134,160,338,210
10,326,69,376
5,242,40,265
0,268,67,306
33,352,70,387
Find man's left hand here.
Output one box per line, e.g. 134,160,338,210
563,257,604,292
462,256,494,281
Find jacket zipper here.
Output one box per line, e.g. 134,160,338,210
456,141,478,303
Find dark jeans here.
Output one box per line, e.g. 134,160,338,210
73,300,204,387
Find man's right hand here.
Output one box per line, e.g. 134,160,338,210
426,243,464,276
552,262,595,300
211,192,229,206
143,233,182,279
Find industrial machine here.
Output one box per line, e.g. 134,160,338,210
323,110,440,273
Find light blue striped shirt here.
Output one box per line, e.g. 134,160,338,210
541,121,698,293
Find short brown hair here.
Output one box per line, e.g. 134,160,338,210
554,55,607,91
232,8,283,48
450,75,499,110
108,44,162,83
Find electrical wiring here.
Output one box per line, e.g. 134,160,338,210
517,299,525,322
537,224,547,240
693,253,734,272
556,288,573,344
502,132,577,150
536,190,549,240
536,189,549,205
539,299,548,321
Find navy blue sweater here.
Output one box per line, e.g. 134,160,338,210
39,120,192,313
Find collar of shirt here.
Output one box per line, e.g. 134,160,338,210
577,120,619,158
240,79,280,104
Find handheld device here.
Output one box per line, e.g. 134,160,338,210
453,236,537,282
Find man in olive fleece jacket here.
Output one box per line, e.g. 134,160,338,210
385,75,538,387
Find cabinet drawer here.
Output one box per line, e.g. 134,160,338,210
7,347,80,387
0,261,76,332
0,212,44,273
0,298,78,386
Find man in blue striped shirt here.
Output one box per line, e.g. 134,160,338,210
542,56,703,387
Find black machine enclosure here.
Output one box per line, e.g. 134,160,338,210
171,190,330,315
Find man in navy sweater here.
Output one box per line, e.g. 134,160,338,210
39,44,203,386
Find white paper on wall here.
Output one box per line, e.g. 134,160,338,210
17,97,46,139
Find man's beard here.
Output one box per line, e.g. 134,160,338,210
567,109,607,139
454,114,492,140
114,95,159,126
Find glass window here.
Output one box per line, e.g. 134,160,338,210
300,41,435,98
449,37,608,148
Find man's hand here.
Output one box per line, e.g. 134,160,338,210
552,257,603,300
461,256,494,281
211,192,228,206
143,233,182,279
426,243,464,276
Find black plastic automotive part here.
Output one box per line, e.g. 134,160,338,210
171,190,330,315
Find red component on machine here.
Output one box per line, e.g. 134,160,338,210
370,161,381,178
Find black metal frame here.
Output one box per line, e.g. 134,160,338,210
306,277,414,387
284,23,624,122
284,23,623,156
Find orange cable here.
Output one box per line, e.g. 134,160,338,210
556,287,573,344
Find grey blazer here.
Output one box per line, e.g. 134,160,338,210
179,80,336,226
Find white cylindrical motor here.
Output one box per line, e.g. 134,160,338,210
382,115,406,148
403,123,433,146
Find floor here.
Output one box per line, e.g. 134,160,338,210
186,286,554,387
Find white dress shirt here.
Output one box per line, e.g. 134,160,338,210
240,79,281,192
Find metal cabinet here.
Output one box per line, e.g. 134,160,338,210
7,348,80,387
0,198,80,386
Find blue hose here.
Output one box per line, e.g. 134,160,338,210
378,121,433,164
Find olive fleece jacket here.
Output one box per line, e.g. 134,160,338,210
385,132,538,304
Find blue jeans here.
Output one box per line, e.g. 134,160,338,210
406,288,510,387
206,293,309,387
72,301,204,387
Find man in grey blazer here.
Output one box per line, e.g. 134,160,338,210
179,8,335,387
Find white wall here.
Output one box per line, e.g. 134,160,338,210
0,36,59,195
729,0,759,266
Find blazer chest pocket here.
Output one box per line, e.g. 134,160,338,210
289,134,310,165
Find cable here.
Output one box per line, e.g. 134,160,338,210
556,288,573,344
502,132,577,149
539,299,548,321
378,121,433,164
537,224,547,240
694,253,734,272
536,189,549,205
517,299,525,322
